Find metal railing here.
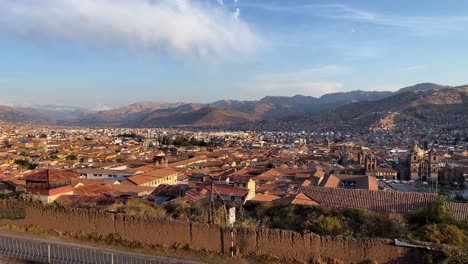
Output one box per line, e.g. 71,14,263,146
0,235,183,264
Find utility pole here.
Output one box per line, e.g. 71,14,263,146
209,182,215,224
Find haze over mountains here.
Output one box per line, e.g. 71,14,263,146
0,83,465,130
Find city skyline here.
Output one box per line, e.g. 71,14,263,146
1,0,468,108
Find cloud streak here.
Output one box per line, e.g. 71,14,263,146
0,0,261,58
312,4,468,35
244,65,350,98
242,2,468,35
247,81,343,98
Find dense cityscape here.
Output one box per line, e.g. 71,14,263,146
1,0,468,263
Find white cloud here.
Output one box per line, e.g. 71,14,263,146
233,8,240,20
216,0,224,6
243,65,350,98
0,0,261,58
247,81,343,98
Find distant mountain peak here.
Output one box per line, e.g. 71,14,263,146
395,83,449,94
1,83,464,128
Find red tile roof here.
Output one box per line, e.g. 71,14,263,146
23,169,79,182
319,174,378,190
250,193,280,202
302,186,438,214
303,186,467,220
151,184,187,197
56,194,117,206
446,202,468,221
73,184,121,197
273,192,319,206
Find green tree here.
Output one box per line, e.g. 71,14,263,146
408,197,456,225
14,159,31,169
66,154,78,160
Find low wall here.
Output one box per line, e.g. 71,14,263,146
0,201,424,263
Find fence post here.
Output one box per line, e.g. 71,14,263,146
47,243,51,264
111,253,114,264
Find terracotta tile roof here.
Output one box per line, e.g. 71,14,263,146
134,164,161,173
302,187,468,221
56,194,117,206
151,184,187,197
168,157,208,168
374,167,398,173
276,169,312,175
23,169,79,182
446,202,468,221
182,187,208,202
320,174,341,188
302,186,441,215
256,170,280,181
143,168,178,178
250,193,280,202
71,178,118,187
273,192,319,206
198,182,249,198
232,175,253,184
112,184,155,196
127,174,157,185
319,174,378,191
128,168,178,185
301,180,312,187
73,184,121,197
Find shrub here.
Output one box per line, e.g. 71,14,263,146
412,224,467,246
111,198,166,218
425,246,468,264
304,214,348,236
407,197,456,226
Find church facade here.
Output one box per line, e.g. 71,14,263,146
409,145,438,181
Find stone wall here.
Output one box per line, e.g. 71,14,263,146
0,201,424,263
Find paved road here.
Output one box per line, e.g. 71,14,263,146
0,233,201,264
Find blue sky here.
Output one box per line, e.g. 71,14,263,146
1,0,468,109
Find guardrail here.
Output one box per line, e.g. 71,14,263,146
0,235,184,264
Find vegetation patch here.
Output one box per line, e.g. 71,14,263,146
0,208,26,220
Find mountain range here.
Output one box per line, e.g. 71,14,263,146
0,82,465,131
